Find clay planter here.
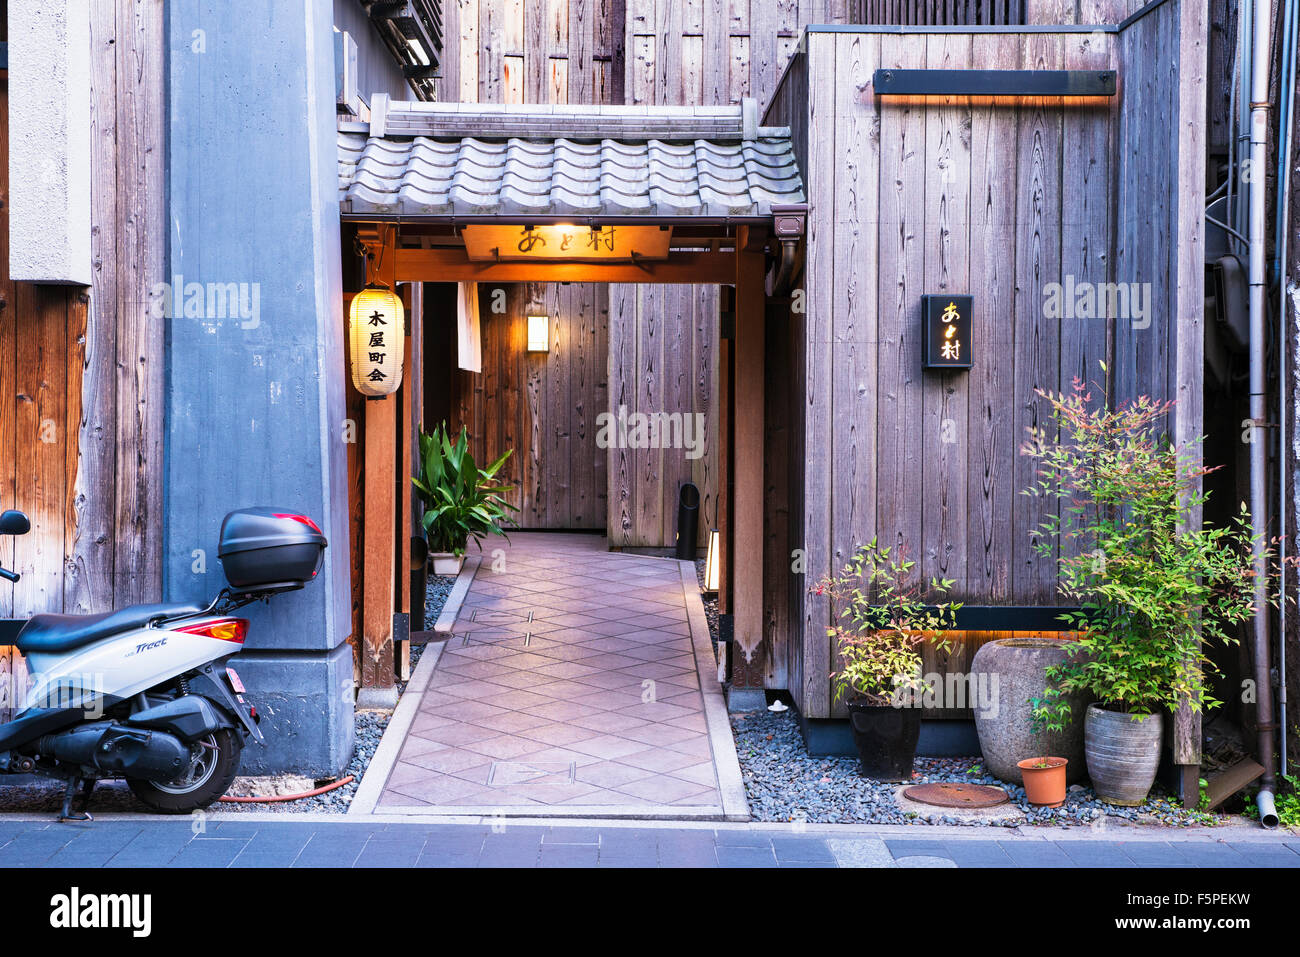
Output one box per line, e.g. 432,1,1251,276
1084,704,1162,806
846,700,922,781
970,637,1088,785
1017,756,1069,807
429,552,464,576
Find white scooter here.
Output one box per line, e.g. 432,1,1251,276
0,507,327,819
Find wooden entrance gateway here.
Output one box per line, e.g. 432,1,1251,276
338,99,807,707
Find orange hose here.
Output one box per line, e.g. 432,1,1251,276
218,774,355,803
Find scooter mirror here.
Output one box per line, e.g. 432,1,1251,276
0,510,31,536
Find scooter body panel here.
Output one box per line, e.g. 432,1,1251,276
22,618,239,714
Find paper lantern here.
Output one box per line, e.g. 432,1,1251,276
349,286,405,396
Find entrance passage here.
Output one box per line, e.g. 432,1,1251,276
375,534,733,813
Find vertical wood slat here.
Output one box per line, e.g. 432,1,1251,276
112,0,165,609
800,32,836,718
1011,31,1064,603
874,30,927,612
1172,0,1209,769
920,31,973,690
966,32,1020,603
68,1,121,618
829,32,881,708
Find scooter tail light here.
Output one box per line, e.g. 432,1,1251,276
273,512,323,535
176,617,249,644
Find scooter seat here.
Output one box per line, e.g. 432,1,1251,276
15,602,207,655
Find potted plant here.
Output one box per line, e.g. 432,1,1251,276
411,422,517,575
1019,699,1070,807
1022,371,1263,806
813,538,960,781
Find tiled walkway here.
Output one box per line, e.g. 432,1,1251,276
370,533,736,816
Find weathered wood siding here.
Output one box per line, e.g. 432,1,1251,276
447,283,611,529
776,13,1199,718
0,0,165,720
435,0,858,551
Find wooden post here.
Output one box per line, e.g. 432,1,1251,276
730,227,767,709
1171,0,1210,806
718,285,733,616
358,224,399,707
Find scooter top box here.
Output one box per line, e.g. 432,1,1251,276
217,508,327,592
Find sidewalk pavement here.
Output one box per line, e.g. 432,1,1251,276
0,817,1296,868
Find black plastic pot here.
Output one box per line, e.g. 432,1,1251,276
846,700,922,780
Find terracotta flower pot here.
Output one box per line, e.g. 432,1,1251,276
1017,756,1069,807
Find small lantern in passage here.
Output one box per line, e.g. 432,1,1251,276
349,285,405,396
921,294,973,370
703,528,721,594
527,315,550,353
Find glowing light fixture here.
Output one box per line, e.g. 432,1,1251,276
527,315,549,353
703,528,721,594
349,285,405,396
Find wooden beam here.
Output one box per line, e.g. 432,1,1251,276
395,248,737,285
360,225,398,698
731,229,767,699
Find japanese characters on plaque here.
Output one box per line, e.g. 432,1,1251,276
921,294,973,370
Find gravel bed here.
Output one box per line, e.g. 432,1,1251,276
0,574,459,817
733,708,1229,829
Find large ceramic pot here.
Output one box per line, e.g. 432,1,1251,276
1084,704,1162,806
970,638,1088,784
846,700,922,781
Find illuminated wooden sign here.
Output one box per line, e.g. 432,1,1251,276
921,294,972,370
461,224,672,262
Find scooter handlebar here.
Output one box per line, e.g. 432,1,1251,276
0,567,19,583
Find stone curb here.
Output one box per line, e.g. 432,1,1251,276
347,636,448,816
678,559,751,822
434,553,480,633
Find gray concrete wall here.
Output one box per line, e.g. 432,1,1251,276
165,1,353,775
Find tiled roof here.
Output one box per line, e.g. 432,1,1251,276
337,101,805,220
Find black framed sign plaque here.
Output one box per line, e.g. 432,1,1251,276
921,294,973,370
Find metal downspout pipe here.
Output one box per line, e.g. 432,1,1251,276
1248,0,1280,828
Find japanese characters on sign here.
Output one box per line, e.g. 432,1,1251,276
461,223,674,262
921,294,973,370
349,286,406,396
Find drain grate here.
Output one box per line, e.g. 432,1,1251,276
902,782,1010,808
470,608,535,626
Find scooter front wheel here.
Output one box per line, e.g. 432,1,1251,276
128,728,242,814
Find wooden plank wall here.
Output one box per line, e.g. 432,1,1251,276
0,2,164,721
776,28,1135,718
434,0,858,554
447,283,610,529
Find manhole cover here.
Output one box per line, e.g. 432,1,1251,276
903,782,1009,808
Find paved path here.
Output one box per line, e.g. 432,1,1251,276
367,533,741,816
0,818,1296,867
